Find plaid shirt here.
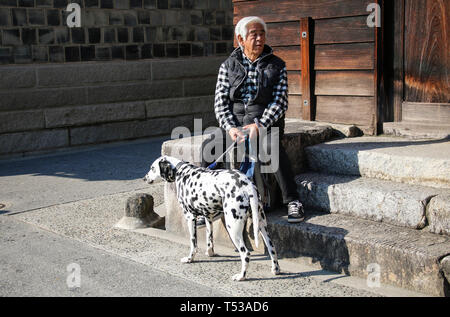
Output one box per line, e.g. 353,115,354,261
214,51,289,130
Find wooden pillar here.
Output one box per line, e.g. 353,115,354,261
300,17,314,121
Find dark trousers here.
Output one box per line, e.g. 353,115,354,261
200,127,299,205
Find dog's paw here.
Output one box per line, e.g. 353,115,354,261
181,257,193,263
231,273,246,281
272,266,280,275
205,248,215,257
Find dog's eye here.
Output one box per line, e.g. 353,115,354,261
151,166,155,171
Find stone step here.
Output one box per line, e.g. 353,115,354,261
296,172,450,234
383,122,450,140
266,210,450,297
305,136,450,189
163,191,450,296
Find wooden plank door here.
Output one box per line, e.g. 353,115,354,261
402,0,450,123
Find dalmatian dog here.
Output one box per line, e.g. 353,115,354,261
144,155,280,281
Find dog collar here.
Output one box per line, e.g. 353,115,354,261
175,161,186,172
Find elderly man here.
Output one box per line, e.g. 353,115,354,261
200,16,304,225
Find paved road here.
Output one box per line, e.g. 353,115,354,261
0,216,227,297
0,136,170,214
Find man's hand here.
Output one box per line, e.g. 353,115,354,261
243,123,259,140
228,127,246,143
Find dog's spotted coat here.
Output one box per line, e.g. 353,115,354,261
144,155,280,281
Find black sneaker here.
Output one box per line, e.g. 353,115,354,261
196,213,223,228
287,200,305,223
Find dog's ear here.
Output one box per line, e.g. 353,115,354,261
158,159,176,182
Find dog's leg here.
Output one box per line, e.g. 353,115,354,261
259,224,280,275
181,214,197,263
225,216,249,281
205,216,215,257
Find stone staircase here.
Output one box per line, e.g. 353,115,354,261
161,120,450,297
292,135,450,296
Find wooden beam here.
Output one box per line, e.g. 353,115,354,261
393,0,404,122
300,17,314,121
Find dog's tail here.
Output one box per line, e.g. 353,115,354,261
249,186,261,249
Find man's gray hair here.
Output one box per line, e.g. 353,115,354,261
235,16,267,48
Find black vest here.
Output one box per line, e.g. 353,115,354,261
223,45,286,129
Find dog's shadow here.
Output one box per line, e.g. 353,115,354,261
192,253,327,282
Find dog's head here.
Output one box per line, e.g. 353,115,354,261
143,156,176,184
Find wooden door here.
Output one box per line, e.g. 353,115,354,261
394,0,450,123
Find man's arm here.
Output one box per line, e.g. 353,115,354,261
214,63,238,131
257,66,289,128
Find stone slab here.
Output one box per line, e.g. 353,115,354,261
305,136,450,189
36,61,153,87
44,101,146,128
145,95,214,119
0,67,36,89
296,172,449,230
151,56,224,80
427,194,450,236
0,110,45,134
383,122,450,140
0,129,69,155
265,210,450,297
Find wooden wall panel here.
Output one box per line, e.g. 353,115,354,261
316,96,374,125
267,16,374,47
267,22,300,47
286,95,303,118
404,0,450,103
234,0,378,132
314,16,374,44
315,43,374,70
272,46,301,71
234,0,373,23
288,71,302,94
315,71,374,96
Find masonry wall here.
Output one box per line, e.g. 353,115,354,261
0,0,234,63
0,0,234,157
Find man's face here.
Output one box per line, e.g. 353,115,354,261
239,23,266,60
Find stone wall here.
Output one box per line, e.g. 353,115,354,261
0,0,234,157
0,56,224,157
0,0,234,63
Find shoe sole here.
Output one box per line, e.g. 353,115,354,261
288,217,305,223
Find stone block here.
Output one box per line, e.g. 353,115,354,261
70,117,172,145
296,172,445,229
266,210,450,297
0,66,36,89
0,129,68,155
3,29,21,45
183,76,217,97
305,136,450,189
0,87,87,111
427,194,450,236
440,256,450,285
36,61,153,87
86,80,182,105
151,56,223,80
115,193,165,230
44,101,146,128
145,95,214,119
0,110,45,134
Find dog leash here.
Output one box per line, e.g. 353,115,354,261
207,139,239,170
